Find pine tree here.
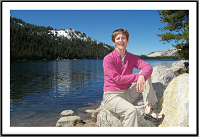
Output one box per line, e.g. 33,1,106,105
156,10,189,60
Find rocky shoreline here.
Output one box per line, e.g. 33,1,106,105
55,60,189,127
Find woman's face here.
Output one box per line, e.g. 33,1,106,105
113,33,129,52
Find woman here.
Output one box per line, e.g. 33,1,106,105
102,29,164,127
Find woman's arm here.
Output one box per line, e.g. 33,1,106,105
103,55,139,85
134,57,153,93
134,56,153,81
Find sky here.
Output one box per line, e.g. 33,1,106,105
10,8,176,55
4,1,195,56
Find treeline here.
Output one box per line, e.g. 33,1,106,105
10,16,114,61
138,55,179,59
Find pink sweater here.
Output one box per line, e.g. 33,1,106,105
103,48,153,91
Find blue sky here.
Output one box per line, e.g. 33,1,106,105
10,10,176,55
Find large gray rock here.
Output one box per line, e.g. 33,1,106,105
170,60,188,76
171,60,188,66
60,110,75,117
55,116,83,127
56,110,83,127
150,66,176,110
151,66,176,87
158,73,189,127
170,66,184,76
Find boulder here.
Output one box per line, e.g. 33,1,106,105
171,60,187,67
56,110,84,127
60,110,75,117
151,66,176,110
158,73,189,127
152,82,165,101
55,116,83,127
170,60,185,76
151,66,176,87
170,66,184,76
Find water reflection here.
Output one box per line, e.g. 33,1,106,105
50,60,103,97
10,60,104,111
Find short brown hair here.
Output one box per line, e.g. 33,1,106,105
112,29,129,42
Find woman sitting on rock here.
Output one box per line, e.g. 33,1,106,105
102,29,164,127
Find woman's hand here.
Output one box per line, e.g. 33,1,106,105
136,70,146,93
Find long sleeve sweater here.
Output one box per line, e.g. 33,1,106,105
103,48,153,91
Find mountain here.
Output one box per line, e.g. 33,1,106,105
10,15,114,61
48,29,96,42
146,48,179,57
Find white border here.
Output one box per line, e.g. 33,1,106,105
2,1,197,135
4,2,192,10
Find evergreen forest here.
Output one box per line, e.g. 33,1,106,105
10,15,115,61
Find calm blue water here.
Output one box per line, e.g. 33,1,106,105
10,59,177,126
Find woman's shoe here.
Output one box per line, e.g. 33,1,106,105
144,108,164,122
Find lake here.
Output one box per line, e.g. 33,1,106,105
10,59,178,127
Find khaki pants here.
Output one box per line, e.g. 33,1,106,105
103,78,158,127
